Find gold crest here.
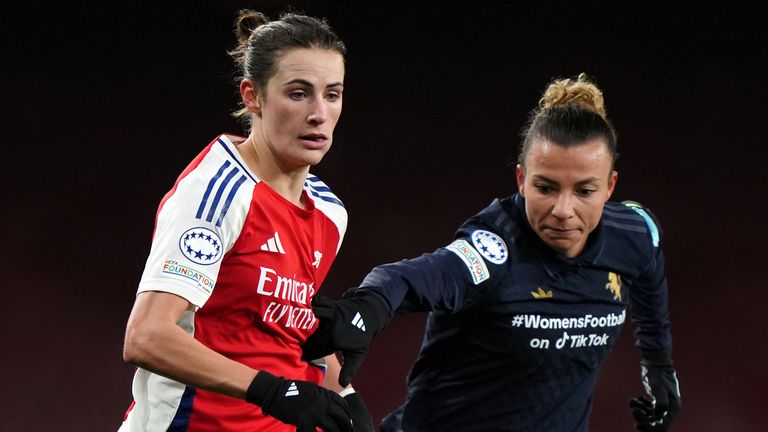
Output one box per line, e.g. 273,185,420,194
605,272,622,301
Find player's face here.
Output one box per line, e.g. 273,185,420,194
257,48,345,169
516,138,617,258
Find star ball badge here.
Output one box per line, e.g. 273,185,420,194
470,230,508,264
179,227,223,265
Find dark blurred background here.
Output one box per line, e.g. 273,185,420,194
2,1,766,430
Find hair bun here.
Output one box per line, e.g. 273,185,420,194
539,73,606,119
235,10,269,45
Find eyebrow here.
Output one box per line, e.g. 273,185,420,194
282,79,344,88
532,174,602,185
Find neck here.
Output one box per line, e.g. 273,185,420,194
236,135,309,208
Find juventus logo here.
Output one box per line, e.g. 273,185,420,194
605,272,622,301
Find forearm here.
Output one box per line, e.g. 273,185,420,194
125,320,256,398
321,354,348,393
631,247,672,351
630,278,671,350
123,292,257,399
123,297,354,430
358,249,469,313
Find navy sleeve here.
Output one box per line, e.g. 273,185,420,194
359,248,476,314
626,205,673,353
356,219,512,314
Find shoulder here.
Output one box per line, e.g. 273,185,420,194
160,135,257,228
459,196,525,242
448,198,519,273
305,173,348,233
304,173,344,208
601,200,662,248
176,135,258,189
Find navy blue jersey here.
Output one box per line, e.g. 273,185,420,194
360,194,671,432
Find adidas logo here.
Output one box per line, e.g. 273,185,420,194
260,232,286,254
351,312,366,331
285,382,299,397
531,287,553,299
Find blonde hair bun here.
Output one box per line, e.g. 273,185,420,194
539,73,606,119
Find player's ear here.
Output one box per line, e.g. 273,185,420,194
240,79,262,116
515,164,525,196
605,170,618,200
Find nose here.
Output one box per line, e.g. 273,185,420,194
307,98,328,125
551,192,575,220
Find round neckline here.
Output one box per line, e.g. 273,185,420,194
220,134,316,217
258,180,316,217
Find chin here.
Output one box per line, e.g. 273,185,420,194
305,156,326,166
306,149,331,165
544,239,577,256
289,152,326,168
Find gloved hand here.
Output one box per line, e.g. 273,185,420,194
246,370,353,432
302,291,391,386
628,351,681,431
343,390,375,432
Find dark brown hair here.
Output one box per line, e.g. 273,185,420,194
229,10,346,121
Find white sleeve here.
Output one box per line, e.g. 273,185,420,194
305,174,348,252
137,156,253,308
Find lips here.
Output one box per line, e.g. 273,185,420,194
543,226,580,237
299,133,329,150
300,133,327,142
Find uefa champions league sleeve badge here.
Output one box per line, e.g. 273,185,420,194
470,230,508,265
179,227,224,265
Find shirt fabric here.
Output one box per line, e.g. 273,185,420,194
119,134,347,432
363,193,670,432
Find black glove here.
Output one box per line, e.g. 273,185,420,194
246,370,353,432
628,351,681,432
302,291,391,386
343,391,375,432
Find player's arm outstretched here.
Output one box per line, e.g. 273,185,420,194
302,242,480,387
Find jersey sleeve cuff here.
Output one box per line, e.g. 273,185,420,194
137,278,211,309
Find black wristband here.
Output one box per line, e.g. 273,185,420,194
245,370,279,406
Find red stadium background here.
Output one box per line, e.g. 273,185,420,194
2,1,766,430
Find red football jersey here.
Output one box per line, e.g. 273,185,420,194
119,134,348,431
